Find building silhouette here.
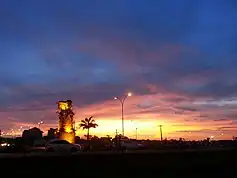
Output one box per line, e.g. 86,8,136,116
22,127,43,145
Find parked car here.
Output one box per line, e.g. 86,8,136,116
33,139,47,147
120,140,145,150
79,143,92,152
112,139,145,151
45,139,82,153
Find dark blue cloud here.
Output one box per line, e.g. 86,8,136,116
0,0,236,112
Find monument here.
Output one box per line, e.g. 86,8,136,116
56,100,75,143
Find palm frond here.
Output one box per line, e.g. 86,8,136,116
79,123,86,129
91,119,95,123
78,116,98,130
80,120,86,124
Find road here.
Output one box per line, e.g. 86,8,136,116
0,147,236,158
1,148,237,177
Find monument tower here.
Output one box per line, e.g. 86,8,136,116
56,100,75,143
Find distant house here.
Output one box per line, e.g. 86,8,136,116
22,127,43,145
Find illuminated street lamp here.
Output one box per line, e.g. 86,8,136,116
114,92,132,136
18,126,23,132
38,121,43,129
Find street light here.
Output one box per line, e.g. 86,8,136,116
38,121,43,129
114,92,132,136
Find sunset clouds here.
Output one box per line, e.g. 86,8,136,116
0,0,237,140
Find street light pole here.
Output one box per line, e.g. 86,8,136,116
159,125,163,141
136,128,138,140
114,92,132,136
121,101,124,136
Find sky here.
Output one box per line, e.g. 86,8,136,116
0,0,237,140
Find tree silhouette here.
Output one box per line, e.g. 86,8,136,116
79,116,98,140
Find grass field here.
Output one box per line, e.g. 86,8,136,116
1,149,236,177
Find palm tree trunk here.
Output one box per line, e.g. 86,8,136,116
87,128,90,140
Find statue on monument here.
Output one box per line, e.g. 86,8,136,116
56,100,76,143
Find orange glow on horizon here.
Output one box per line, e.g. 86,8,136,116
72,93,236,140
5,92,237,140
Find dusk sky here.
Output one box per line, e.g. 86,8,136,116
0,0,237,140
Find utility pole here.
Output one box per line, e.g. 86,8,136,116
115,129,120,151
135,128,138,140
159,125,163,141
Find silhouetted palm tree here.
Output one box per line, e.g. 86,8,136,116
79,116,98,140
